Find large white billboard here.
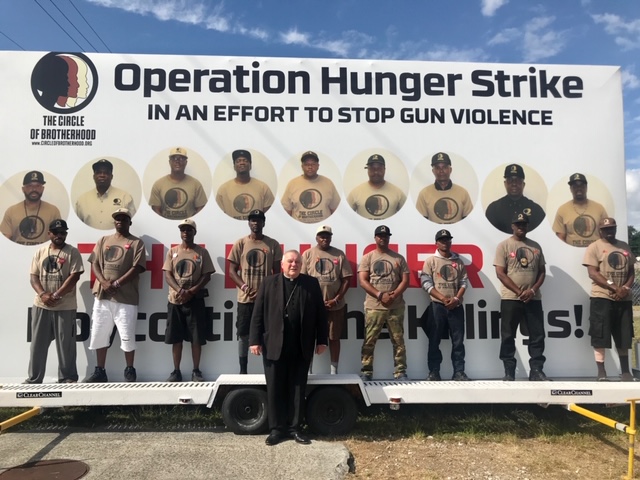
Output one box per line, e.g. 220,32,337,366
0,51,626,382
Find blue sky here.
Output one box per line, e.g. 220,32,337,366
2,0,640,223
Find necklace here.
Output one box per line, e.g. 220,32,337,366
572,200,588,217
47,244,64,275
284,280,298,319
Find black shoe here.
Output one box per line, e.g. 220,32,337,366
529,369,551,381
84,367,108,383
395,373,409,381
166,370,182,382
360,372,373,382
452,371,472,381
291,431,311,445
265,432,284,446
191,369,204,382
621,373,637,382
427,370,441,381
124,366,137,382
502,368,515,381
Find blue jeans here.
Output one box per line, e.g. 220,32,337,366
426,302,465,373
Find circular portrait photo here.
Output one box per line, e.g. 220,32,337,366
0,170,70,246
213,148,278,221
546,172,615,248
143,146,212,220
410,151,478,224
278,150,342,224
482,163,548,234
344,148,409,220
71,157,142,230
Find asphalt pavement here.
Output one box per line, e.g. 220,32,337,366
0,430,353,479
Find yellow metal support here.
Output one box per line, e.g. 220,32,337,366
0,406,42,433
566,398,639,480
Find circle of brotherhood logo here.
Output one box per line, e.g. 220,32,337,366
573,215,597,238
31,52,99,114
607,251,628,271
434,197,460,221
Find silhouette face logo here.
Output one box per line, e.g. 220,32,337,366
175,259,197,279
164,188,189,209
433,197,460,221
365,195,390,216
31,52,98,114
233,194,256,214
439,264,458,282
372,260,393,277
104,246,125,263
573,215,597,238
246,249,266,268
314,258,336,276
43,255,62,274
607,252,628,271
19,216,44,240
515,247,534,268
299,189,322,210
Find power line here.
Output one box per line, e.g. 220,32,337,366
68,0,111,53
0,30,25,50
46,0,99,52
32,0,85,51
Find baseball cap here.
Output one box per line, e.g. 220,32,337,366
504,164,525,179
366,154,385,168
23,171,46,185
316,225,333,235
374,225,392,236
431,152,452,166
49,219,68,231
512,212,529,224
599,217,617,228
301,151,319,162
92,159,113,173
169,147,188,158
232,149,252,163
568,173,587,185
248,209,266,220
178,218,197,232
435,229,452,241
112,207,132,219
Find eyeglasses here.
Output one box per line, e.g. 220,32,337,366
51,230,68,236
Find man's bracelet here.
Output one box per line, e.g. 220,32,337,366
39,291,46,298
113,280,121,288
241,283,248,292
377,291,384,301
453,296,460,304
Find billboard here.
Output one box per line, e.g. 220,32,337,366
0,51,626,382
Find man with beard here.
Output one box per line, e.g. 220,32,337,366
75,159,136,229
149,147,208,219
249,250,328,446
301,225,352,374
415,152,473,224
494,213,549,381
228,209,282,374
485,164,545,233
348,154,406,220
420,229,471,381
1,171,61,245
163,218,215,382
553,173,608,247
84,208,146,383
358,225,410,381
583,217,636,381
281,151,341,223
25,219,84,384
216,149,275,220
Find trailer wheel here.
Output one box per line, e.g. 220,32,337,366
306,386,357,435
221,387,269,435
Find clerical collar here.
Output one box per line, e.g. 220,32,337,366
283,274,298,281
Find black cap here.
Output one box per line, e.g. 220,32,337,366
599,217,617,228
435,229,452,241
49,219,68,231
431,152,451,166
568,173,587,185
374,225,392,236
92,159,113,173
23,171,45,185
504,164,525,179
232,150,252,163
301,151,319,162
248,209,265,220
512,212,529,224
366,154,385,167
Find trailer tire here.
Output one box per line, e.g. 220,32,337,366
306,386,357,435
221,387,269,435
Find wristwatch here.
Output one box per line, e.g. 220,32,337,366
606,280,614,285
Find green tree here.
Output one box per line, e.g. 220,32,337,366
628,226,640,258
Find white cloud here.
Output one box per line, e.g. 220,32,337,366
626,169,640,226
592,13,640,50
481,0,509,17
279,29,310,46
487,28,519,46
622,69,640,89
522,16,568,62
